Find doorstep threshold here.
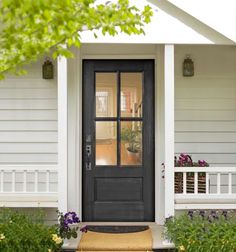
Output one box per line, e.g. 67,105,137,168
62,222,175,250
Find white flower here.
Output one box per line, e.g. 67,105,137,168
0,234,5,240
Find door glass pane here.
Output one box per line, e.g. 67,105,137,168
96,73,117,117
96,121,117,165
120,121,142,165
120,73,142,118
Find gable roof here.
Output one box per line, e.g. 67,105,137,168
81,0,236,45
168,0,236,43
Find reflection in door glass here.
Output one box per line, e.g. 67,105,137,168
96,73,117,117
120,121,142,166
96,121,117,165
120,73,142,117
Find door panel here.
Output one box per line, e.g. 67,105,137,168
82,60,155,221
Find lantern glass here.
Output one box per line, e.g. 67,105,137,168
42,59,54,79
183,56,194,77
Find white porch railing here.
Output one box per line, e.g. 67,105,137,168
0,165,58,207
174,167,236,210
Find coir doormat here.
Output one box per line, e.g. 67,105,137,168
77,225,153,251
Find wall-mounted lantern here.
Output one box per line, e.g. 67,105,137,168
42,58,54,79
183,55,194,77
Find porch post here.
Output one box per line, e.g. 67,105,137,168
164,45,175,218
57,56,68,213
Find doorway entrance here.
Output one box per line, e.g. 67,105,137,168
82,60,155,221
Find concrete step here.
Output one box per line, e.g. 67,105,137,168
62,222,175,251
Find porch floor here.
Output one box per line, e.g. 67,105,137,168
62,222,175,251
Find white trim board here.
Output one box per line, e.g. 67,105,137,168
71,45,164,223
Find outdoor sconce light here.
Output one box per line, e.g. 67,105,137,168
42,58,54,79
183,55,194,77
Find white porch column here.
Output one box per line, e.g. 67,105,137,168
58,56,68,213
164,45,175,218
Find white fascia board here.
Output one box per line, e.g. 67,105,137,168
168,0,236,43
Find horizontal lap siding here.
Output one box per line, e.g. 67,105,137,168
0,61,58,164
175,45,236,167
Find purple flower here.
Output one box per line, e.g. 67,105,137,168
188,210,194,219
222,210,228,219
63,212,80,228
199,210,205,218
80,225,88,233
210,210,219,220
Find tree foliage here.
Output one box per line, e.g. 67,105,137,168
0,0,153,79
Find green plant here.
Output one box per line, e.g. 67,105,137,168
0,0,153,79
0,208,61,252
120,126,141,153
0,208,85,252
164,210,236,252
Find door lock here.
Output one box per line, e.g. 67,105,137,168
86,145,91,158
85,145,92,171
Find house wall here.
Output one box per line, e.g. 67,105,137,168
0,60,58,165
1,44,235,222
0,60,58,221
175,45,236,167
175,45,236,193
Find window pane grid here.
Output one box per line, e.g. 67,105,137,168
95,71,143,167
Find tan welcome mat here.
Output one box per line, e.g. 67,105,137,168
77,226,153,251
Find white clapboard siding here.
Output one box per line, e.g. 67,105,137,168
175,143,236,153
0,143,57,153
175,46,236,168
0,79,57,89
0,89,57,99
176,98,236,110
175,132,236,143
0,61,58,164
0,110,57,120
0,154,57,163
176,121,236,132
176,110,236,121
0,132,57,142
0,99,57,109
0,121,57,131
176,87,236,99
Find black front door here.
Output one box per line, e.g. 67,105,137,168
82,60,155,221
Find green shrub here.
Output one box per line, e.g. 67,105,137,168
164,210,236,252
0,208,61,252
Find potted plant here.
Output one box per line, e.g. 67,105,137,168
120,126,141,156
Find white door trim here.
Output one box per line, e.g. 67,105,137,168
73,45,165,223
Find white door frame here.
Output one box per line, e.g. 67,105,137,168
71,45,166,224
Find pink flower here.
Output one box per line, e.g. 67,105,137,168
198,160,206,167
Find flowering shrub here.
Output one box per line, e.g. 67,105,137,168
57,210,87,239
0,208,61,251
175,153,209,167
164,210,236,252
0,208,86,252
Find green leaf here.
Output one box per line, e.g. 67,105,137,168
0,0,153,78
